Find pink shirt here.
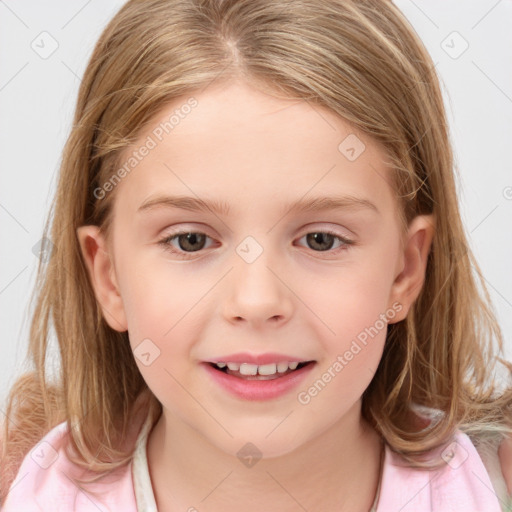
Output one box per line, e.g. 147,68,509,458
2,414,509,511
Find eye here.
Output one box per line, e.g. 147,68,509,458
157,228,355,259
158,231,215,259
295,230,355,253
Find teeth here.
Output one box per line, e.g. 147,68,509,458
277,362,289,373
257,363,277,376
240,363,258,376
215,361,306,376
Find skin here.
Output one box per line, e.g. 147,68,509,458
78,79,436,512
499,437,512,496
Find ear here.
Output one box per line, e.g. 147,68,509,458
76,225,128,332
387,214,435,323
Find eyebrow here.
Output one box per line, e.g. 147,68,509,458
137,194,379,216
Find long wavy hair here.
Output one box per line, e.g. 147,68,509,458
2,0,511,501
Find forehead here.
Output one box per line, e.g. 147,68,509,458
112,80,396,218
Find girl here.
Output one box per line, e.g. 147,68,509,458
1,0,511,510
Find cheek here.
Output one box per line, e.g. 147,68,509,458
295,254,395,394
297,288,390,414
117,252,204,338
299,258,396,338
116,254,215,379
119,264,201,411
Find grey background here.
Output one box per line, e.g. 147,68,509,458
1,0,511,408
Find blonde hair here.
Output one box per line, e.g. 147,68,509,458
2,0,511,500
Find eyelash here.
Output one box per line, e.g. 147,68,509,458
157,228,355,259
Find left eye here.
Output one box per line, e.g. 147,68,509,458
158,230,354,258
296,231,354,252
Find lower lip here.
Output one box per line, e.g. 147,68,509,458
202,362,316,401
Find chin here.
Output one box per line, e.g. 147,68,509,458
213,429,309,462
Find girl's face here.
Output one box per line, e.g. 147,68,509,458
79,79,433,457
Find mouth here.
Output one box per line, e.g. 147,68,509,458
202,359,317,400
206,360,316,380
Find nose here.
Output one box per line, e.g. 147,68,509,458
222,248,294,327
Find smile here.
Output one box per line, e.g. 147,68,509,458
202,361,317,400
210,361,313,379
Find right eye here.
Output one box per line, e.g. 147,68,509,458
158,231,216,258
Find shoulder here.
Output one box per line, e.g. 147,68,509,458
411,406,512,501
498,433,512,495
468,428,512,511
1,421,137,512
378,428,506,511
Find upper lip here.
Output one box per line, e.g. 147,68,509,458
206,352,315,365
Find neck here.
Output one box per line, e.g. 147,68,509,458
147,400,383,512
